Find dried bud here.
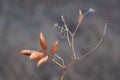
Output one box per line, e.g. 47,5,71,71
78,10,83,23
36,55,48,67
29,51,45,60
50,40,59,57
19,50,31,56
40,32,47,52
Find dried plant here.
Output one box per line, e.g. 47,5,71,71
20,32,59,67
19,8,107,80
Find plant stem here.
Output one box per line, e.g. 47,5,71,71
52,58,64,69
71,35,77,59
60,59,76,80
77,23,107,60
55,54,66,67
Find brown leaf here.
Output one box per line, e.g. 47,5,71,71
36,55,48,67
40,32,47,52
78,10,83,23
19,50,31,56
29,51,45,60
50,40,59,57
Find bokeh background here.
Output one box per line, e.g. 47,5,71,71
0,0,120,80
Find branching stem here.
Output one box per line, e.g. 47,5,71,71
77,23,107,60
60,59,76,80
55,54,66,67
71,35,77,59
52,58,64,69
53,8,107,80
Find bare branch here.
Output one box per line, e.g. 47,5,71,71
55,54,66,67
66,31,72,47
53,8,106,80
73,8,95,35
60,70,67,80
77,23,107,60
60,59,76,80
84,8,95,17
61,15,72,47
71,35,77,59
52,58,64,69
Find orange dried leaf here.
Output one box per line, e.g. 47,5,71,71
36,55,48,67
29,51,45,60
19,50,31,56
40,32,47,52
50,40,59,56
78,10,83,23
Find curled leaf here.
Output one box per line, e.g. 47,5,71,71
29,51,45,60
19,50,31,56
36,55,48,67
50,40,59,57
78,10,83,23
40,32,47,52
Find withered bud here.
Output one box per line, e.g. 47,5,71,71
36,55,48,67
50,40,59,57
40,32,47,52
78,10,83,23
29,51,45,60
19,50,31,56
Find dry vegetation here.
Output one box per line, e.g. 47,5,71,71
0,0,120,80
19,8,107,80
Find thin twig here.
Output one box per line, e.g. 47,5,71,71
73,21,82,35
83,8,95,18
71,8,95,58
71,35,77,59
66,31,72,47
60,70,67,80
73,8,95,35
55,54,66,67
67,59,76,69
77,23,107,60
52,58,64,69
54,8,105,80
60,59,76,80
61,15,72,47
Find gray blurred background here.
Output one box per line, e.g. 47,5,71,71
0,0,120,80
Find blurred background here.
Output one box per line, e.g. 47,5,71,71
0,0,120,80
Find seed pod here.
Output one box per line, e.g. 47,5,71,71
40,32,47,52
78,10,83,23
29,51,45,60
19,50,31,56
36,55,48,67
50,40,59,57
